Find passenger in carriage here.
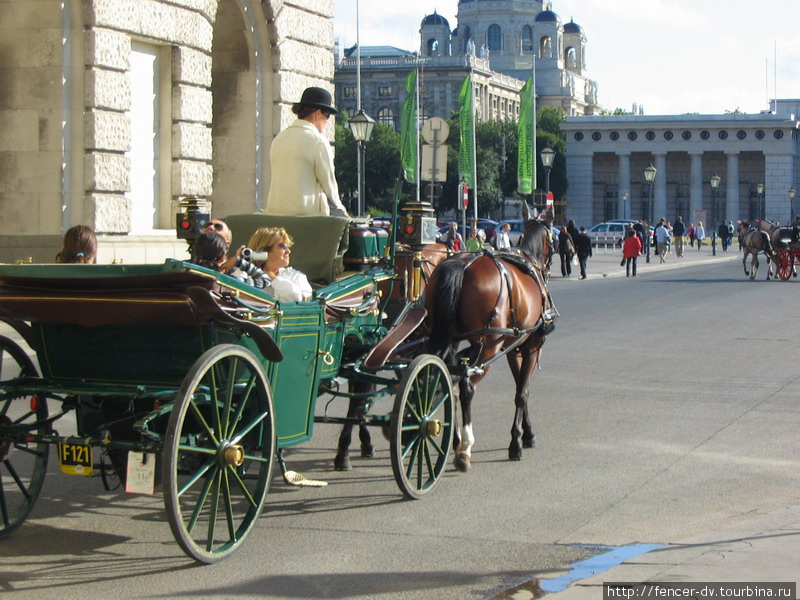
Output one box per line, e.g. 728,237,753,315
192,231,268,289
55,225,97,264
246,227,313,302
265,87,350,218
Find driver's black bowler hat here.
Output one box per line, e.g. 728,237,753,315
293,87,338,114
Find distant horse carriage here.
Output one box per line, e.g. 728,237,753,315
738,220,774,280
759,219,800,281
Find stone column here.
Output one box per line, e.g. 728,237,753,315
689,152,703,220
725,151,740,224
566,153,593,226
765,153,796,223
654,153,667,220
617,152,631,220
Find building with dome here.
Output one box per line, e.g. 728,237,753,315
334,1,600,132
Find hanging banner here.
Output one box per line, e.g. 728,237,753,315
517,77,534,194
399,68,418,183
458,73,475,188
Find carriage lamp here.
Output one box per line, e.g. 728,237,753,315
174,197,212,243
710,175,721,256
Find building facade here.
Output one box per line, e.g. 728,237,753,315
1,0,336,264
562,101,800,228
334,2,599,131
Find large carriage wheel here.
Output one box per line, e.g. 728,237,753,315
164,344,275,563
0,335,48,538
776,250,793,281
391,354,454,499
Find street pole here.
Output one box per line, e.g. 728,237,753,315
710,174,720,256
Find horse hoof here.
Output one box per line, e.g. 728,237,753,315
508,448,523,461
522,435,536,449
333,454,352,471
454,452,471,472
360,444,374,458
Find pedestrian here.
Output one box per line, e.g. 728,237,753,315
465,228,483,252
558,227,576,277
718,221,729,251
265,87,350,217
726,220,735,250
655,220,670,263
695,221,705,249
496,222,512,251
574,226,592,279
622,229,642,277
687,223,696,247
672,216,686,257
443,221,463,252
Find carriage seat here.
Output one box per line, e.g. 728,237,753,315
225,214,350,285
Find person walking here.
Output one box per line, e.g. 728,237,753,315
695,221,705,250
558,227,576,277
687,223,696,248
496,222,512,250
574,226,592,279
465,228,483,252
622,229,642,277
655,220,670,263
672,216,686,257
718,221,729,251
726,220,735,250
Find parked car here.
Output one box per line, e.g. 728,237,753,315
588,221,652,246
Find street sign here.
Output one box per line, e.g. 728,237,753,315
424,183,443,198
421,117,449,144
546,191,554,209
421,144,448,182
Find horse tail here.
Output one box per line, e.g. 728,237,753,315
428,259,466,362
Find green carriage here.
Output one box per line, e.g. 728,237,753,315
0,251,454,563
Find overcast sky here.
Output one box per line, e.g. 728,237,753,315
333,0,800,116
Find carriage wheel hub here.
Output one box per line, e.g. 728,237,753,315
222,444,245,467
426,419,442,436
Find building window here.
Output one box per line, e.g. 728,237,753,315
774,130,784,139
521,25,533,53
755,129,765,139
427,39,439,56
378,107,394,129
488,24,502,51
610,131,619,141
591,131,601,141
378,86,392,97
574,132,584,141
718,130,728,140
539,36,553,59
344,87,356,98
664,131,674,140
463,26,472,53
681,130,692,140
645,131,655,140
565,47,577,68
627,131,638,141
700,130,710,140
736,130,747,140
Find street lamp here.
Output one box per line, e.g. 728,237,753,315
643,163,657,263
710,174,721,256
756,182,764,221
790,187,798,224
540,147,555,195
349,108,375,216
622,192,629,220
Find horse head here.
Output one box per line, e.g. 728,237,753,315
519,219,550,267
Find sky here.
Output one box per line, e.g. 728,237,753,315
333,0,800,116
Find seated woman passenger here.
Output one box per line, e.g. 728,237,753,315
56,225,97,263
192,231,268,289
247,227,312,302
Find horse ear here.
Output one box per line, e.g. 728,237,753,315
521,201,532,223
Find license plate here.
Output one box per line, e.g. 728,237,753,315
58,442,94,476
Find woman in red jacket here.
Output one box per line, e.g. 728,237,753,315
622,229,642,277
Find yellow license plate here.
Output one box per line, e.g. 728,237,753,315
58,442,94,476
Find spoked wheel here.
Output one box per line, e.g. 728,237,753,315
164,344,276,563
391,354,454,499
776,250,793,281
0,335,48,538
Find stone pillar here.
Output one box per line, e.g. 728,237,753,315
617,153,631,220
654,153,667,221
566,153,594,226
725,151,740,224
765,153,796,223
689,152,703,220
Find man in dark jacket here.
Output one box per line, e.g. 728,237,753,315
672,216,686,256
718,221,730,251
574,226,593,279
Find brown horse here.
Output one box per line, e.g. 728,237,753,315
738,220,774,280
333,241,451,472
424,208,556,471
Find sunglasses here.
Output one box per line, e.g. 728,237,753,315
321,110,332,119
205,222,225,232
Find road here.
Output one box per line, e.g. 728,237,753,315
2,257,799,599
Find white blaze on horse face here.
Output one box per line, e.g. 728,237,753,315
457,423,475,456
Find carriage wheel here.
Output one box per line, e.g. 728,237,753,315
776,250,793,281
391,354,454,499
164,344,275,563
0,336,48,538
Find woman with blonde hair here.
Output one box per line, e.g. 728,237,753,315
247,227,312,302
55,225,97,263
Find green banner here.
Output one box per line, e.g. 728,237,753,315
400,69,417,183
458,73,475,188
517,77,534,194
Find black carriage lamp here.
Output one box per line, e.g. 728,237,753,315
789,187,797,224
643,164,657,263
350,109,375,217
756,182,765,221
710,174,721,255
540,147,556,195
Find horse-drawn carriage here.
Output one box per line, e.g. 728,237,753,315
0,207,555,564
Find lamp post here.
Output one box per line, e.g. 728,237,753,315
622,192,629,220
756,182,764,221
643,163,657,263
790,187,798,224
541,147,555,195
710,174,721,256
349,109,375,216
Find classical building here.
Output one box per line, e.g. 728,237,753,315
1,0,336,264
334,2,599,130
562,100,800,228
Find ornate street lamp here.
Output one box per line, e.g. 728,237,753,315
349,109,375,216
710,174,721,256
643,164,657,263
788,187,796,224
756,182,764,221
540,147,555,195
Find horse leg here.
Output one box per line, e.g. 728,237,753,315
507,346,540,461
334,382,374,471
751,254,758,280
453,376,475,472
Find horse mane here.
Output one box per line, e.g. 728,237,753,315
519,220,549,266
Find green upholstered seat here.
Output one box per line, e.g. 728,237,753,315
224,214,350,284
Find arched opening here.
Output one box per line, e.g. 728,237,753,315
427,38,439,56
463,26,472,53
521,25,533,54
565,46,577,69
539,35,552,59
487,24,501,51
